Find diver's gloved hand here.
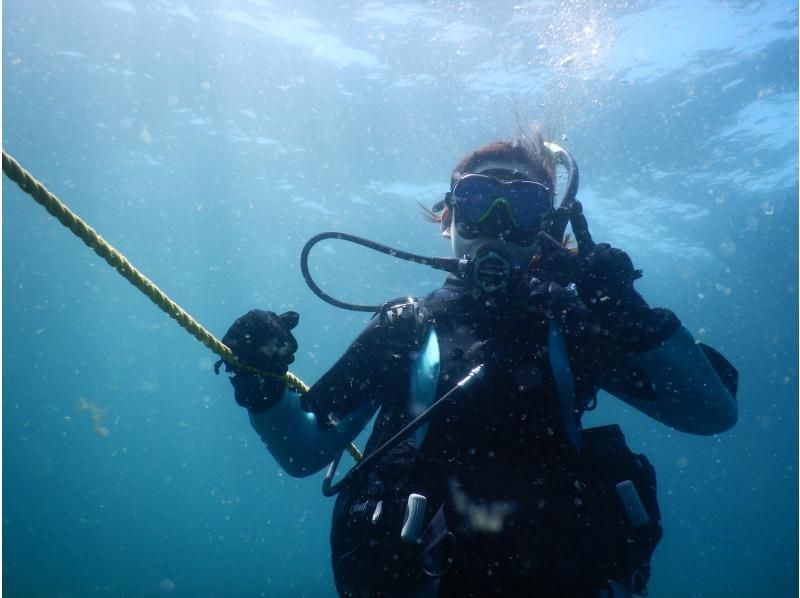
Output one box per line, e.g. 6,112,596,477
534,230,583,287
536,201,680,352
538,280,594,338
524,233,585,324
577,244,679,352
578,243,641,303
219,310,300,412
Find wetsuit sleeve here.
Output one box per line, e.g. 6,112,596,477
248,390,378,478
247,314,414,477
299,315,409,421
598,325,738,435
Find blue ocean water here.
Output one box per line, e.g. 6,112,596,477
2,1,797,596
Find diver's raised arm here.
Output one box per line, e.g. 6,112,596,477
533,203,739,435
568,238,738,434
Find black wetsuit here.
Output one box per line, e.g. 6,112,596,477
297,279,666,596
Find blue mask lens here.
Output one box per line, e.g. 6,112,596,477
451,174,551,229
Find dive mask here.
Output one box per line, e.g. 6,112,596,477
447,174,552,231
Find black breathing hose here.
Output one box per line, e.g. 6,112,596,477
300,231,463,312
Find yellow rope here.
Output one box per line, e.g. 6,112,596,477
2,149,362,461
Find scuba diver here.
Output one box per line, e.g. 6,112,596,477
217,129,738,597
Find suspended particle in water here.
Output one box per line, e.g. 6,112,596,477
159,578,176,593
77,398,110,437
140,126,153,144
718,239,736,257
714,283,732,296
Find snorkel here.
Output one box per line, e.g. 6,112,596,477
542,141,580,243
300,143,579,311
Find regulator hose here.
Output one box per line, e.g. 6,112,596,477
300,231,463,312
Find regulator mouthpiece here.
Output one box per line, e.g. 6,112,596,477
472,250,512,293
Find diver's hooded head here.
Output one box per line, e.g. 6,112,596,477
438,128,557,289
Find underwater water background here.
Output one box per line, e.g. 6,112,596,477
2,1,797,596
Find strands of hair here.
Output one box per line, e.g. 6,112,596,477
418,200,444,223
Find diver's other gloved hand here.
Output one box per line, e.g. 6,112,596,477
528,281,597,340
219,310,300,412
523,234,585,325
577,243,679,352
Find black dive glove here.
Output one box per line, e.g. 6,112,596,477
218,310,299,413
577,243,679,352
536,201,680,352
